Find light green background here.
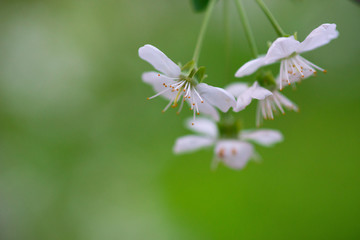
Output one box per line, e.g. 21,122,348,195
0,0,359,239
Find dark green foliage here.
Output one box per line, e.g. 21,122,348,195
191,0,210,12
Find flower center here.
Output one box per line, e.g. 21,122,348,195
279,54,327,90
147,71,205,125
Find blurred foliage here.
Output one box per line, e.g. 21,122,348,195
191,0,211,12
0,0,359,240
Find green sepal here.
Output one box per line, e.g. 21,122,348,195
191,0,210,12
293,32,298,40
194,66,207,83
181,60,195,74
256,71,276,90
217,114,242,139
188,68,197,78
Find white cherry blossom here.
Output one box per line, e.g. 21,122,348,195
226,81,272,112
226,81,298,126
235,24,339,90
173,118,283,170
139,44,236,123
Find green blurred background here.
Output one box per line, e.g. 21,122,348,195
0,0,359,239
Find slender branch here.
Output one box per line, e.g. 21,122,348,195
192,0,217,64
255,0,287,37
234,0,258,58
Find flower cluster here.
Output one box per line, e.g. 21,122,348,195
138,1,338,170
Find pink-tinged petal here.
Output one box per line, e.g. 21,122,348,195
225,82,249,97
215,140,254,170
173,135,214,154
185,117,218,138
249,82,273,100
196,83,236,112
298,23,339,53
235,56,267,77
139,44,181,77
264,36,300,63
142,71,177,100
240,129,283,147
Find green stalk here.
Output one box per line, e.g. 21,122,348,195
192,0,217,64
255,0,287,37
224,0,231,84
234,0,258,58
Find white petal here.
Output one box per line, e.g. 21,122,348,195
235,56,267,77
224,82,249,97
173,135,214,154
196,83,236,112
264,36,300,63
249,82,273,100
240,129,283,147
142,71,176,100
196,100,220,121
233,82,272,112
185,117,218,138
215,140,254,170
298,23,339,53
234,90,253,112
139,44,181,78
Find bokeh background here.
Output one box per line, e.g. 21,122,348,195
0,0,359,239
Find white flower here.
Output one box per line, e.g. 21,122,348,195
226,81,272,112
226,81,298,126
256,90,298,127
235,23,339,90
139,44,236,123
173,118,283,170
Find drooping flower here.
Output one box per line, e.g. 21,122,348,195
226,81,272,112
235,23,339,90
226,80,298,126
139,44,236,123
173,117,283,170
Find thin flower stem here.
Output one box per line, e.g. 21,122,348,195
192,0,217,64
255,0,287,37
234,0,258,58
224,0,231,84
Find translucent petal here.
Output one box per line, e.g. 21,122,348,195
173,135,214,154
139,44,181,77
